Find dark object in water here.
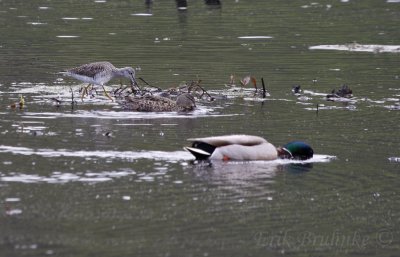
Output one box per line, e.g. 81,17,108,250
205,0,221,5
176,0,221,9
292,85,302,94
327,84,353,99
261,77,267,98
120,93,196,112
103,131,113,138
176,0,187,9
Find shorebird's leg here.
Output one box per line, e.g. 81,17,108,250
101,85,114,101
81,84,92,101
114,80,125,95
70,87,76,107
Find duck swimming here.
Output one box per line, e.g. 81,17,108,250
184,135,313,161
119,93,196,112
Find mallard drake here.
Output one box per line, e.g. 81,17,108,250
184,135,313,161
119,93,196,112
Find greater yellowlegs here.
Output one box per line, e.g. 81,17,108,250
61,61,137,101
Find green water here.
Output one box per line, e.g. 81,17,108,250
0,1,399,256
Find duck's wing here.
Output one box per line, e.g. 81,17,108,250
121,95,177,112
212,142,278,160
187,135,267,147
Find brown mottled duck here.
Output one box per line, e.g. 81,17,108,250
119,93,196,112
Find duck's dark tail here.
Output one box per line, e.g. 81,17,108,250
184,141,216,160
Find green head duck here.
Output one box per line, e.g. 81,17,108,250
278,141,314,160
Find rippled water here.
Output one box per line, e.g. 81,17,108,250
1,1,399,256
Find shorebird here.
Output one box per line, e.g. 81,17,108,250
61,61,137,101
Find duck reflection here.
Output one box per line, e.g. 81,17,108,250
145,0,153,13
283,163,313,174
185,160,313,205
175,0,221,10
189,160,313,182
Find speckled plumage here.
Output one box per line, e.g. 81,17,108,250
120,93,196,112
63,61,136,86
61,61,136,100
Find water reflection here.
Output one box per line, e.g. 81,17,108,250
0,145,193,161
189,154,332,184
175,0,222,10
0,170,137,183
0,140,333,184
309,44,400,53
145,0,152,13
283,163,313,174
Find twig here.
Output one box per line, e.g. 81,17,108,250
114,85,130,96
188,80,214,101
69,87,76,108
138,77,163,91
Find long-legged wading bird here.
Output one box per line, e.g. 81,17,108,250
61,61,137,101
